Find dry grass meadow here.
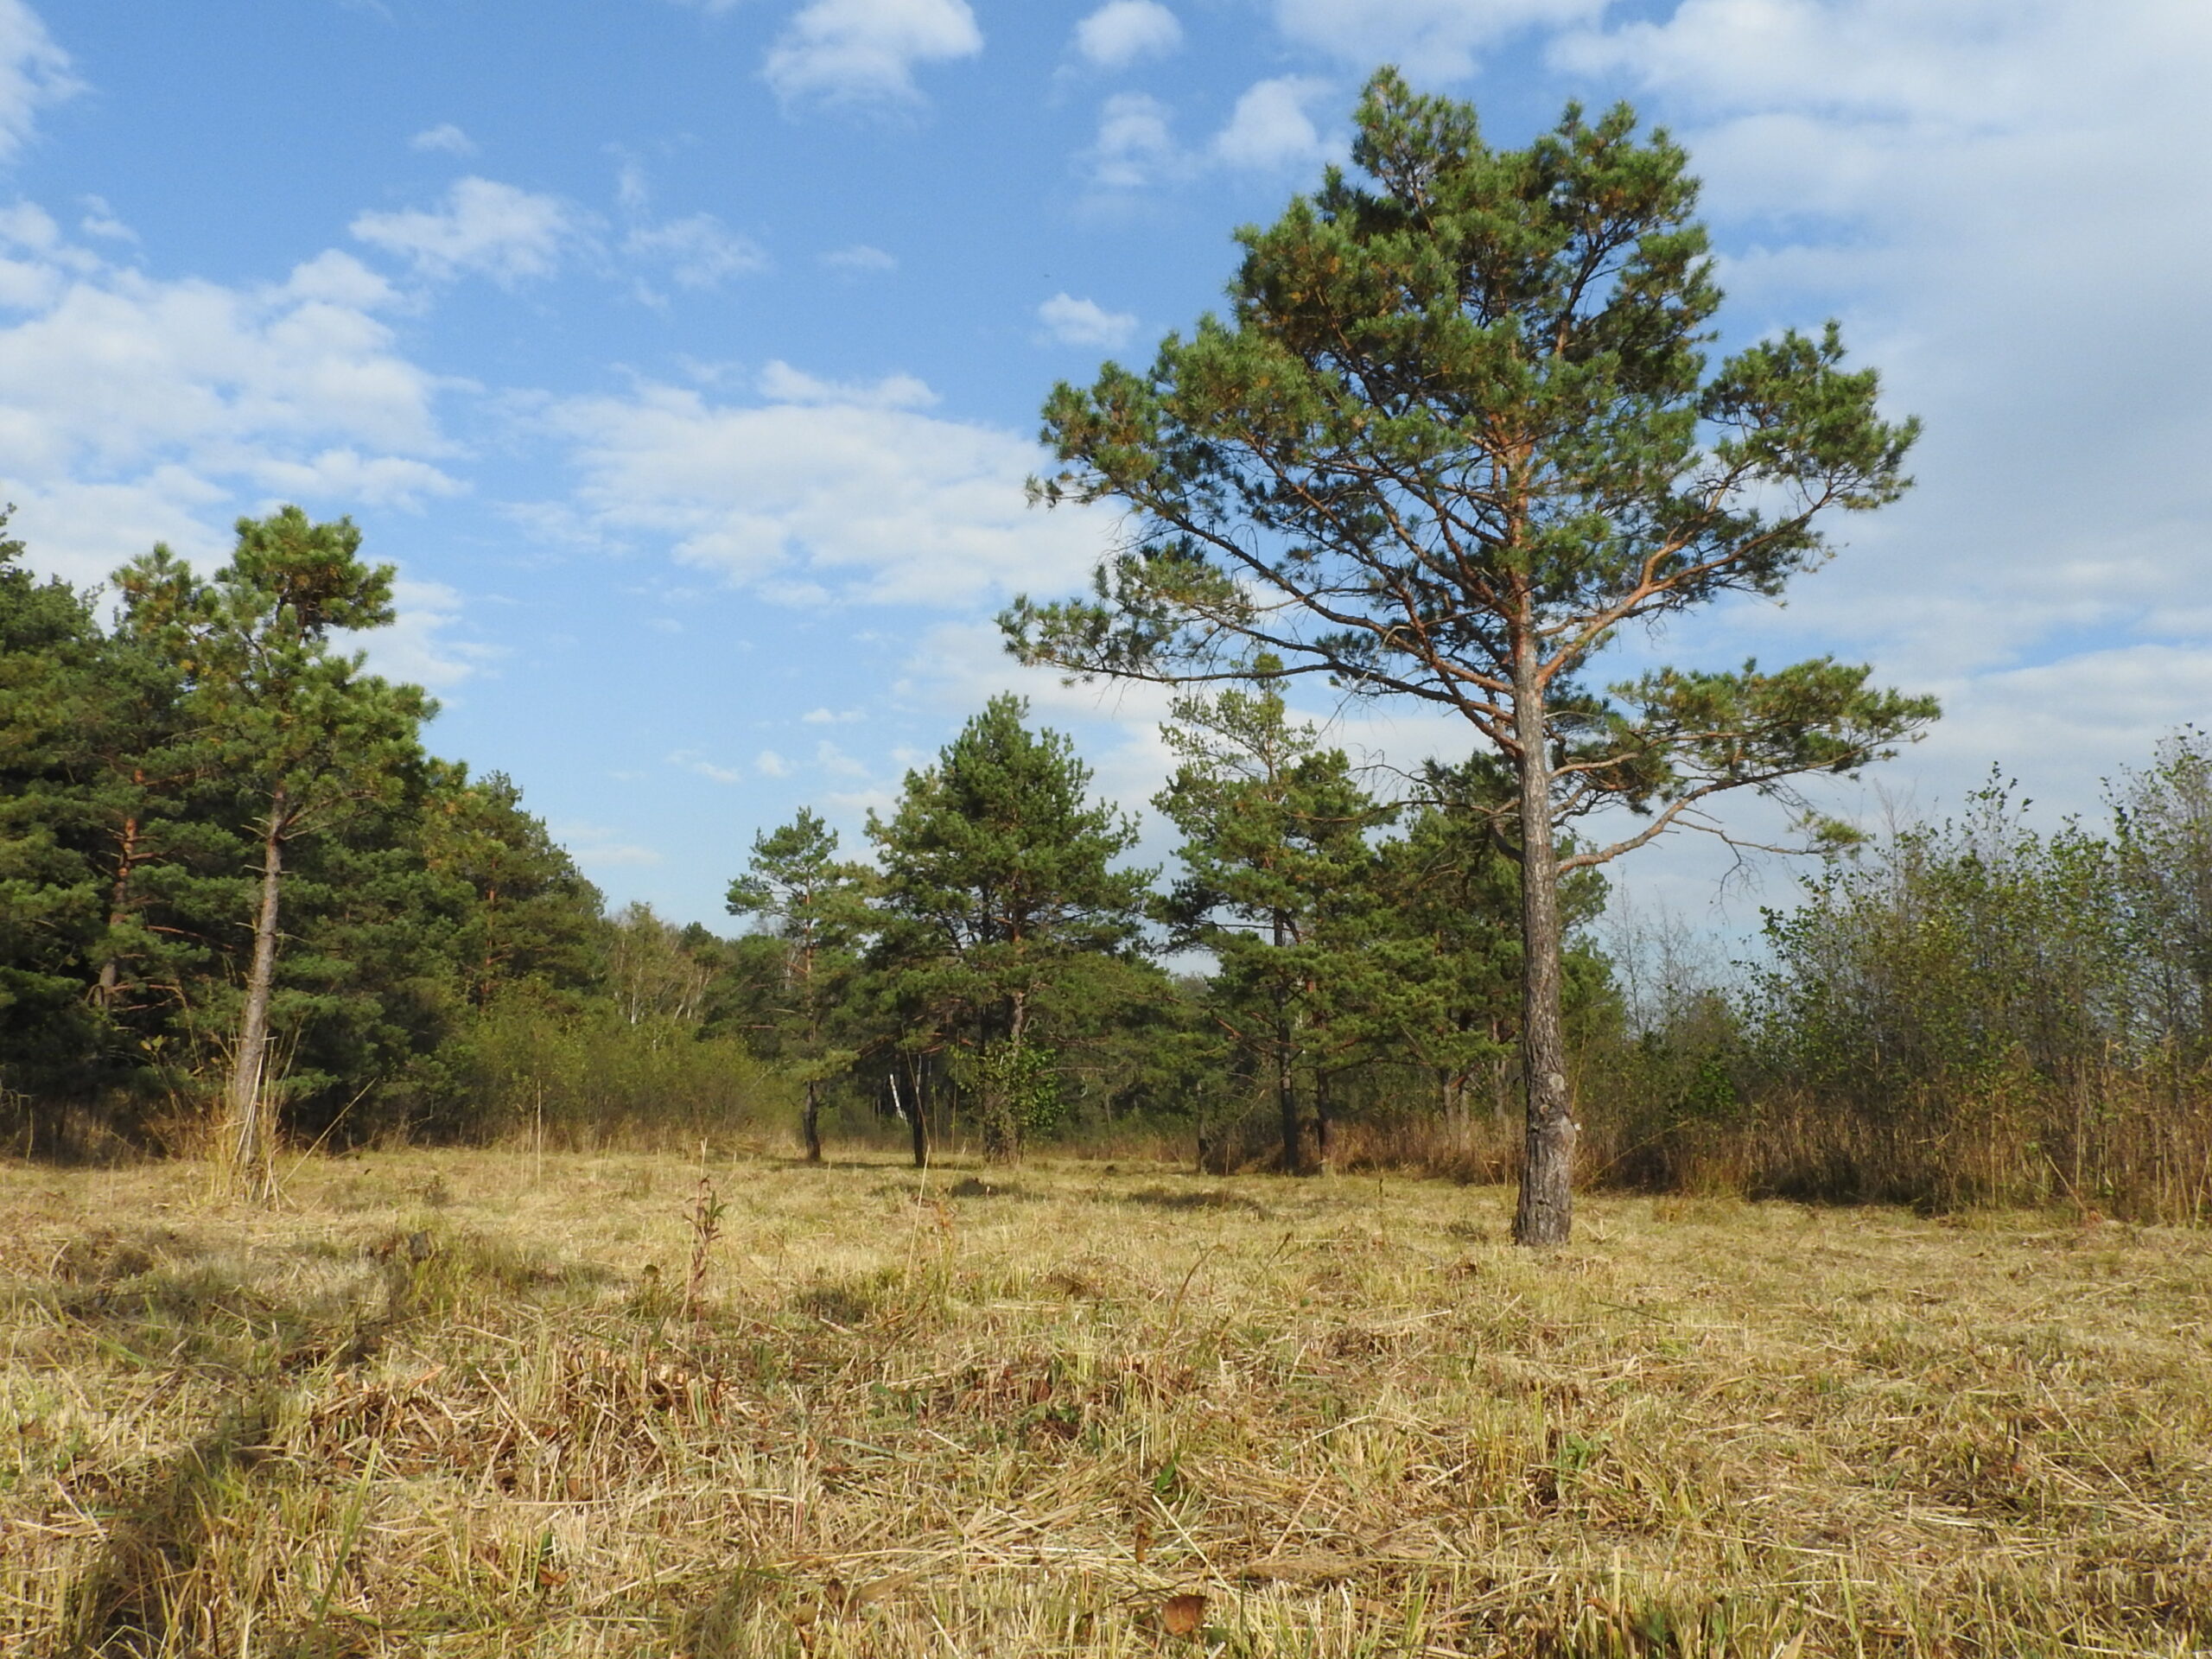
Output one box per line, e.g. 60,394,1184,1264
2,1147,2208,1657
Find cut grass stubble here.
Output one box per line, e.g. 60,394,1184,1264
0,1153,2207,1656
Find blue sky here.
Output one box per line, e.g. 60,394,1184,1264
2,0,2209,930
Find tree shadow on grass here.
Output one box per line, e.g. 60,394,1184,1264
1118,1185,1272,1217
57,1390,280,1656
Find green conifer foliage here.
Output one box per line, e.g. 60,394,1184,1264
116,508,433,1195
728,808,876,1162
869,696,1152,1163
1154,671,1390,1171
1007,71,1936,1242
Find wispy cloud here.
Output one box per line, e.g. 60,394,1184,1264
0,0,81,164
409,123,477,157
624,213,768,290
1272,0,1605,79
351,176,577,285
539,364,1109,608
670,748,744,785
822,242,898,273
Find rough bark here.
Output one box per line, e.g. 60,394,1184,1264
95,816,138,1009
1510,649,1575,1246
229,790,286,1202
981,995,1028,1166
902,1061,930,1169
1313,1067,1336,1173
801,1077,823,1164
1273,910,1304,1174
1274,1025,1301,1175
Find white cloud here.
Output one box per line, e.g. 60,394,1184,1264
765,0,983,108
78,195,133,243
0,0,78,164
1272,0,1605,79
1037,291,1136,349
540,367,1111,608
281,249,398,309
0,227,458,591
410,123,477,157
756,748,794,777
822,242,897,272
1511,0,2212,850
1212,76,1338,170
802,706,865,723
351,576,504,690
552,823,664,868
1075,1,1182,68
671,749,745,784
623,213,767,289
814,740,869,777
756,359,936,409
1084,80,1337,194
351,176,576,285
1087,92,1180,189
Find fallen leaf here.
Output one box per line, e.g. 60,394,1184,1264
1161,1592,1207,1637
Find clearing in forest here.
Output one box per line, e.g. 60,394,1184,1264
1,1151,2207,1656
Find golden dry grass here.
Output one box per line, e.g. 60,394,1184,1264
1,1148,2208,1657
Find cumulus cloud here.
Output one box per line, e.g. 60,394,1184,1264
0,225,458,589
1271,0,1605,79
1518,0,2212,842
765,0,982,108
1212,76,1338,170
0,0,79,164
1086,92,1180,189
350,577,504,690
1084,79,1337,195
756,748,794,777
409,123,477,157
539,366,1111,608
1074,1,1182,68
1037,292,1136,349
351,176,576,285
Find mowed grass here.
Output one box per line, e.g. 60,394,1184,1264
1,1150,2208,1657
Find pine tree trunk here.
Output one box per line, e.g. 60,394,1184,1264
229,791,286,1202
905,1059,930,1169
1510,646,1575,1247
802,1077,823,1163
95,817,139,1009
982,997,1027,1166
1313,1067,1335,1172
1274,910,1303,1175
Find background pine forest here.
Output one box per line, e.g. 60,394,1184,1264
5,518,2212,1223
